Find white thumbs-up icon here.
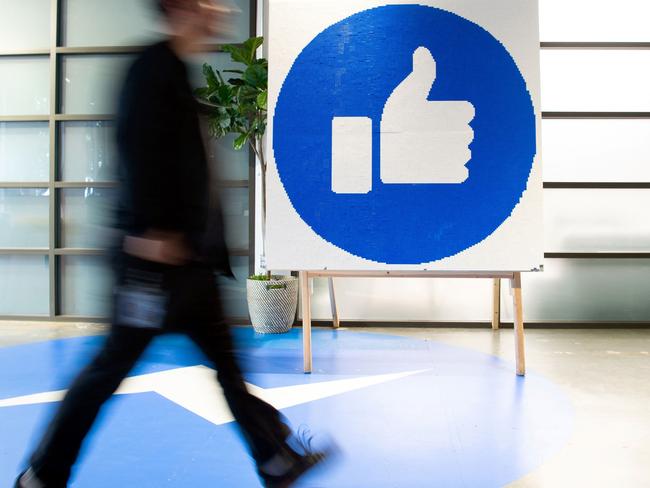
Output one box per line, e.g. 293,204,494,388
331,47,475,194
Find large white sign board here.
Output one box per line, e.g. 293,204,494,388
266,0,543,271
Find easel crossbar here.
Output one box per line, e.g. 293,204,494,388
305,270,516,279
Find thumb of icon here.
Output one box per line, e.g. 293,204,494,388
381,47,475,185
386,47,438,109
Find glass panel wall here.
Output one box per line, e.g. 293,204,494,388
60,55,133,115
220,188,250,251
60,255,113,317
543,119,650,182
0,189,49,248
62,0,162,47
0,0,51,51
0,57,50,115
0,122,50,182
0,255,50,316
541,50,650,112
0,0,253,319
60,121,117,182
59,188,116,249
544,190,650,252
539,0,650,42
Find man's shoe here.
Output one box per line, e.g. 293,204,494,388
14,468,45,488
260,450,330,488
258,428,337,488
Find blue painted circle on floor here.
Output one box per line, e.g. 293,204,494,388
273,5,536,264
0,329,572,487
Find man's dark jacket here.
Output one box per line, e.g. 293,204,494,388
115,41,230,273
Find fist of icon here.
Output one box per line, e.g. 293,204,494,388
331,47,475,194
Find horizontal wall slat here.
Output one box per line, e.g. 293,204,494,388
0,50,50,57
0,249,49,255
544,183,650,189
53,181,117,188
54,114,114,121
0,182,50,188
541,42,650,49
542,112,650,119
0,115,50,122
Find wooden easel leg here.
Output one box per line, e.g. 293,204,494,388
328,277,340,328
511,272,526,376
300,271,313,374
492,278,501,330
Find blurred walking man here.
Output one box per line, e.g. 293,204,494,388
15,1,332,486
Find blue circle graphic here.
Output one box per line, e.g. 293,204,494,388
274,5,536,264
0,330,572,487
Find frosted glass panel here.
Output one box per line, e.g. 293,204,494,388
60,188,116,248
0,255,49,315
63,0,162,47
0,0,51,50
60,55,132,114
210,0,251,44
543,120,650,182
208,135,250,181
544,189,650,252
0,122,50,181
508,259,650,322
541,50,650,112
62,0,250,46
0,189,49,247
539,0,650,42
0,57,49,116
217,256,249,318
61,255,112,316
60,121,117,181
220,188,249,250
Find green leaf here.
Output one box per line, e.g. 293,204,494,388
222,44,249,65
256,90,268,110
244,64,267,89
216,84,233,103
242,37,264,63
233,133,249,150
202,63,219,90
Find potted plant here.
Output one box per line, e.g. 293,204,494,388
196,37,298,334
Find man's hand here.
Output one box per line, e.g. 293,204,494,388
123,230,191,265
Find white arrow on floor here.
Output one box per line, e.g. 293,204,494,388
0,367,428,426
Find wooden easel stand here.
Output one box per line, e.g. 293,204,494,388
299,271,525,376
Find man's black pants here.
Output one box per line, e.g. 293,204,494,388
28,259,290,487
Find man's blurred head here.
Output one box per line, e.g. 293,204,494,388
155,0,226,41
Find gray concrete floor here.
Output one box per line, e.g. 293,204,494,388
1,322,649,487
363,327,650,488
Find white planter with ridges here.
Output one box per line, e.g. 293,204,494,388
246,276,298,334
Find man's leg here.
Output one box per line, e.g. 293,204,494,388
26,325,155,486
169,266,334,486
178,269,290,464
